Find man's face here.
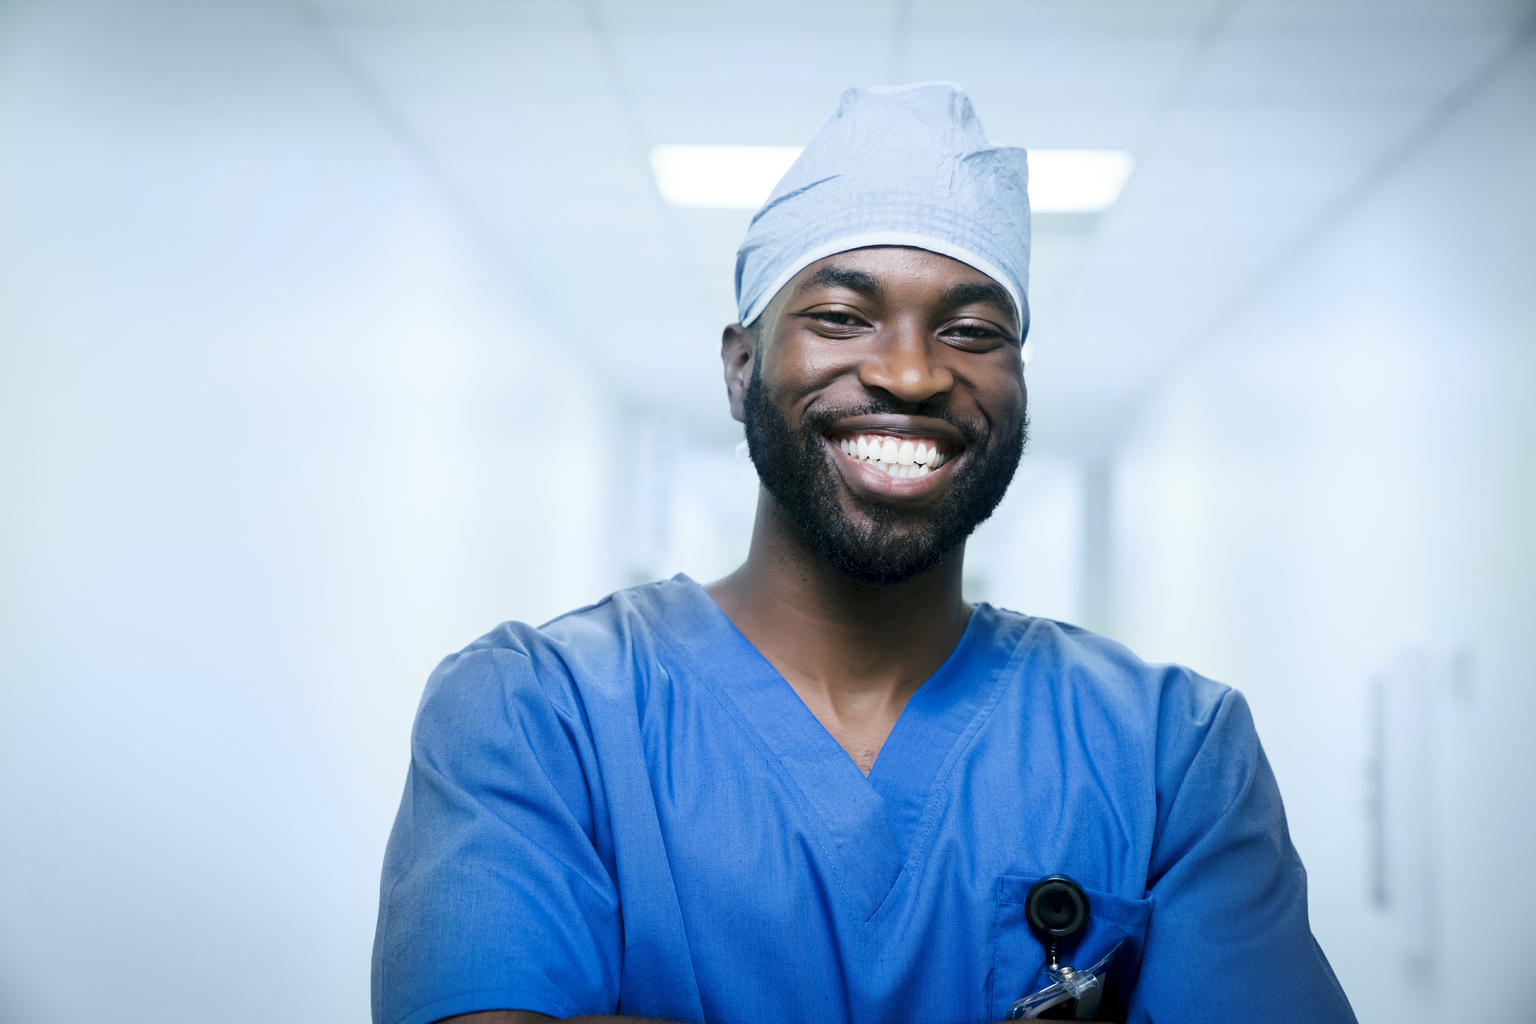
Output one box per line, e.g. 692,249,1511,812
729,246,1028,585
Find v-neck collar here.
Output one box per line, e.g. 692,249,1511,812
638,575,1022,923
864,610,1001,859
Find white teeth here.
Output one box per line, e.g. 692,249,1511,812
837,434,952,473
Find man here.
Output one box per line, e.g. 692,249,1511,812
372,84,1355,1024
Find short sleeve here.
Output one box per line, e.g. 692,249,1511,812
371,644,621,1024
1132,678,1357,1022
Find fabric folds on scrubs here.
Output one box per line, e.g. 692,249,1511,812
733,82,1031,329
372,576,1355,1024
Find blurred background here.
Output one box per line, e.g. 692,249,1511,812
2,0,1534,1021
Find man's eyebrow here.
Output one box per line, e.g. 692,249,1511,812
940,280,1015,317
797,266,884,298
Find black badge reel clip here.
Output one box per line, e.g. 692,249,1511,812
1005,875,1124,1021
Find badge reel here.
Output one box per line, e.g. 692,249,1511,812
1005,875,1124,1021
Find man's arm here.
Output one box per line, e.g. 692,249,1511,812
374,646,625,1024
441,1016,1025,1024
1134,679,1356,1021
441,1014,679,1024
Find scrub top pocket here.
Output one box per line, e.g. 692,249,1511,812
990,876,1153,1022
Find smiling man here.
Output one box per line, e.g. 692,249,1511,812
372,85,1356,1024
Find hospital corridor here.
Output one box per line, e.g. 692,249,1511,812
1,1,1534,1022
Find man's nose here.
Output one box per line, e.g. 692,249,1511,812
857,321,955,405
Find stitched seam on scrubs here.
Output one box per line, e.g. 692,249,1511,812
863,609,1038,926
533,589,712,1022
407,754,619,916
638,622,863,1014
1148,686,1254,886
428,646,621,910
527,596,678,900
1065,660,1141,867
642,617,854,921
519,641,608,836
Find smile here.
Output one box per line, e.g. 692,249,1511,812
830,433,954,479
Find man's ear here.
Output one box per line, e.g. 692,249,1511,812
721,322,756,423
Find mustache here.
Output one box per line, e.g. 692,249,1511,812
799,395,986,448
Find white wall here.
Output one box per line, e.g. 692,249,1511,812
1108,40,1536,1024
0,3,623,1021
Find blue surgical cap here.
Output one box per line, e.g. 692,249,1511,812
734,82,1030,329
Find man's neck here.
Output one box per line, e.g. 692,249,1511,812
704,492,972,773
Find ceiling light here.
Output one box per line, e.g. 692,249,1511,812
650,145,1133,214
1026,150,1134,213
650,145,803,209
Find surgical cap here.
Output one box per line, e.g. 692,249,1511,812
734,82,1030,329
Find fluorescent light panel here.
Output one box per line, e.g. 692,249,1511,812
650,145,803,209
650,145,1134,213
1026,150,1134,213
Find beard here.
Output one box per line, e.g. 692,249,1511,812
742,363,1027,586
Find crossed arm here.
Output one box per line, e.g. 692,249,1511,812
443,1015,673,1024
440,1013,1018,1024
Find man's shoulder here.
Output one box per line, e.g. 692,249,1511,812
421,576,695,715
980,604,1240,731
980,607,1259,808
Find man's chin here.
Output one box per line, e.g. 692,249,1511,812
815,545,953,587
795,514,956,586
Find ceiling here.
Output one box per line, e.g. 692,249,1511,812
306,0,1533,453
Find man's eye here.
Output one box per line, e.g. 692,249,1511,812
814,311,862,327
944,323,1004,344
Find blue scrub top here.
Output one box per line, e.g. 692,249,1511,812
372,577,1354,1024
